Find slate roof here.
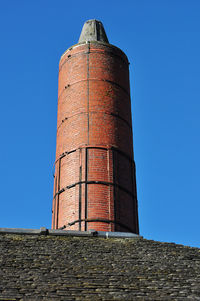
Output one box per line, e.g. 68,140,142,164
0,229,200,300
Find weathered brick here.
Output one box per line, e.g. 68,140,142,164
52,40,139,234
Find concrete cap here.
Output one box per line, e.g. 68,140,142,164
78,19,109,43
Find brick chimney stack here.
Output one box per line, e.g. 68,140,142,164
52,20,139,233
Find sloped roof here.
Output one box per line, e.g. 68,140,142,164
0,229,200,300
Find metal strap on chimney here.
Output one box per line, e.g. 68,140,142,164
59,218,134,233
59,48,129,73
57,111,132,132
52,180,136,201
52,146,135,178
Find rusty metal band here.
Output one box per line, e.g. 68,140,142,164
53,176,57,229
57,111,131,132
112,149,117,231
59,48,129,71
85,44,90,231
59,218,134,233
56,158,61,229
79,164,82,231
58,78,130,98
84,148,88,231
52,146,135,177
52,148,77,178
52,180,136,200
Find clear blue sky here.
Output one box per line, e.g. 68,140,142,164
0,0,199,248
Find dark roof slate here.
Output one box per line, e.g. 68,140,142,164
0,232,200,300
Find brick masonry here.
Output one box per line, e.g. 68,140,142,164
52,41,139,233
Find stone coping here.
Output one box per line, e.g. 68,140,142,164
0,227,141,238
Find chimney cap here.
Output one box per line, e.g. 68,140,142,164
78,19,109,44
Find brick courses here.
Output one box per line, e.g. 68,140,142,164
52,33,139,233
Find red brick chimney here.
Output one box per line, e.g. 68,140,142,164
52,20,139,233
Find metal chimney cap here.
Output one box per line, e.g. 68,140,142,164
78,19,109,44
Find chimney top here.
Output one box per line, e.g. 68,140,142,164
78,19,109,44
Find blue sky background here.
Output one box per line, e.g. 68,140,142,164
0,0,199,248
